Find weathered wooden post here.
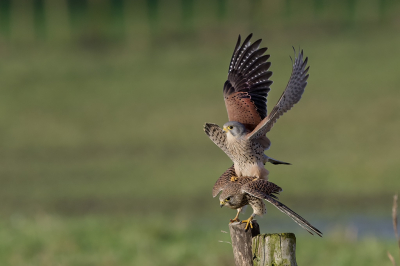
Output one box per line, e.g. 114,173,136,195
229,221,297,266
229,221,260,266
253,233,297,266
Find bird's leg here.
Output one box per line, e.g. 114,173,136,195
241,214,255,230
229,209,241,223
230,176,239,182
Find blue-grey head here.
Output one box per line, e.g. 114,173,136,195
223,121,247,138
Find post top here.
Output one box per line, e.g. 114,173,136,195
258,232,296,239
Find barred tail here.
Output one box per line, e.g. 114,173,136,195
264,195,322,237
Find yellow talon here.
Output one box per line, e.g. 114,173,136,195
230,176,238,182
242,216,254,230
229,210,241,223
229,217,240,223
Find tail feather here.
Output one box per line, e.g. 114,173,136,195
266,156,291,165
264,195,322,237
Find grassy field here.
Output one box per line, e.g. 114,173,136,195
0,7,400,264
0,214,398,266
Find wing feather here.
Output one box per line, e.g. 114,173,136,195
241,179,282,199
247,48,309,140
243,53,270,74
212,165,235,197
203,123,234,161
223,34,272,131
232,34,253,70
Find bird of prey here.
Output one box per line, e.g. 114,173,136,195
204,34,309,181
214,166,322,236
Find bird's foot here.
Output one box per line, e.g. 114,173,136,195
229,217,240,223
230,176,238,182
241,216,254,230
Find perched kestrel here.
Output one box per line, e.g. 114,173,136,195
204,34,309,180
214,166,322,236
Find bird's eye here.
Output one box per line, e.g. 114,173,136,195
225,197,231,201
228,126,233,130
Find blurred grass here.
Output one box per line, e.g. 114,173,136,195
1,25,399,215
0,214,398,266
0,1,400,264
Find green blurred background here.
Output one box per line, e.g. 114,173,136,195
0,0,399,265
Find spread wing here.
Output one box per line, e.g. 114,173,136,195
242,180,322,237
203,123,234,161
212,165,235,197
247,48,309,140
223,34,273,131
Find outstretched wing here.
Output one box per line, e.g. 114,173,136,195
212,165,235,197
223,34,273,131
247,49,309,140
203,123,234,160
242,180,322,237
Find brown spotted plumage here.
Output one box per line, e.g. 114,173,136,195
216,167,322,236
212,165,236,197
223,34,271,131
204,34,308,180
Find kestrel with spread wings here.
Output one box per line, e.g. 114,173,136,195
204,34,309,181
214,166,322,236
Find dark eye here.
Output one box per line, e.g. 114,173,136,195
228,126,233,130
226,197,231,201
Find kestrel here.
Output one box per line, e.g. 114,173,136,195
204,34,309,181
214,166,322,236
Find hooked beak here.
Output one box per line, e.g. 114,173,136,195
220,201,225,208
223,127,228,132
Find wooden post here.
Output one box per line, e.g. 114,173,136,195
229,220,260,266
253,233,297,266
229,221,297,266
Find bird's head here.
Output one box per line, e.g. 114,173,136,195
222,121,246,138
219,188,243,209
